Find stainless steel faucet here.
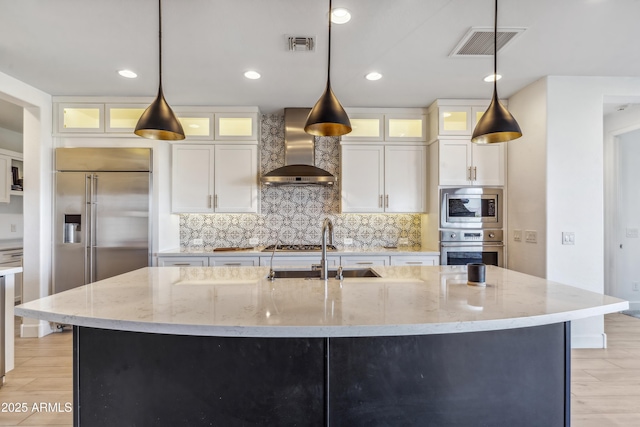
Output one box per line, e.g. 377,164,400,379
320,218,334,281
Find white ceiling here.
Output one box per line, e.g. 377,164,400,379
1,0,640,132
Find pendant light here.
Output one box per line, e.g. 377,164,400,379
304,0,352,137
471,0,522,144
135,0,185,141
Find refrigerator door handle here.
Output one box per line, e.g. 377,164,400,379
86,174,97,284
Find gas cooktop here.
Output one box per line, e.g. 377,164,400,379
261,244,338,252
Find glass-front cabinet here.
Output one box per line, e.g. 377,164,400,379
58,103,104,133
342,108,427,142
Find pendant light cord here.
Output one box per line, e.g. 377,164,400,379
327,0,332,86
493,0,498,93
158,0,163,88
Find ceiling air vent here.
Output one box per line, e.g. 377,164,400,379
450,27,526,57
287,36,315,52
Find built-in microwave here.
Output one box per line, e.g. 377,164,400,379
440,187,503,229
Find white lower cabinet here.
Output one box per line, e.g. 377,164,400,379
341,144,427,213
259,256,340,268
390,255,439,266
340,256,389,267
158,257,209,267
209,257,259,267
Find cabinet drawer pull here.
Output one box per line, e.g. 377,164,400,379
379,195,383,208
385,194,389,208
473,166,477,181
405,261,423,265
356,262,374,265
223,263,241,266
208,195,213,209
171,263,192,266
215,194,218,208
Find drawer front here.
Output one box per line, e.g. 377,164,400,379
390,256,438,266
340,256,389,267
209,257,259,267
158,257,209,267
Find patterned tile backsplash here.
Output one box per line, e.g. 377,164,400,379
179,114,422,250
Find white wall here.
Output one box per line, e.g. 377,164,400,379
508,76,640,347
506,78,548,278
0,126,23,152
0,70,53,337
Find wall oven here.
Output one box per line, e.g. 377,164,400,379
440,187,503,229
440,230,504,267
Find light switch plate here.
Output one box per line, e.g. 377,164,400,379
513,229,522,242
192,238,203,245
562,232,575,245
525,230,537,243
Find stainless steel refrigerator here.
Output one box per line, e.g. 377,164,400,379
54,147,152,294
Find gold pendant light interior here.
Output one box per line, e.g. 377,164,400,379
471,0,522,144
135,0,185,141
304,0,352,137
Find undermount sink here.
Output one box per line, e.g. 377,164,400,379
270,268,381,279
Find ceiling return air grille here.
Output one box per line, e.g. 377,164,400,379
450,27,526,57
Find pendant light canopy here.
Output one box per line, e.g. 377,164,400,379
471,0,522,144
304,0,352,137
135,0,185,141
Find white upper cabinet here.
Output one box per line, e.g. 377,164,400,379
428,99,499,140
54,99,259,140
57,103,104,133
342,108,427,143
341,144,427,213
438,139,504,186
172,144,259,214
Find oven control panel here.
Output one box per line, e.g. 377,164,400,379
440,229,503,243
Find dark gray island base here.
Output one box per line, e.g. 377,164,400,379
73,322,570,427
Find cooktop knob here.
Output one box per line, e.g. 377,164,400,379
489,232,495,238
450,232,457,239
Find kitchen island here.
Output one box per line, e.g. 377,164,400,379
16,265,627,426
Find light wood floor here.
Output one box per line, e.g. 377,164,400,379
0,314,639,426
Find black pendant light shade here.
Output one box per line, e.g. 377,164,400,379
304,0,351,137
305,81,352,136
471,88,522,144
134,0,185,141
471,0,522,144
135,86,185,140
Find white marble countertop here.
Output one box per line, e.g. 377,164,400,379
15,265,628,338
0,266,22,276
158,246,440,257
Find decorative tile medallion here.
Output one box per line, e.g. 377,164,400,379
180,114,422,250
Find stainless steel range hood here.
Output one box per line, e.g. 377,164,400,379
261,108,336,186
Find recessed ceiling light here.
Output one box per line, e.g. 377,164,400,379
331,8,351,24
483,73,502,82
118,69,137,79
244,70,261,80
365,72,382,81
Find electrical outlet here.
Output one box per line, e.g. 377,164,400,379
633,282,639,292
513,229,522,242
525,230,537,243
627,228,639,238
249,237,259,245
10,224,16,232
562,232,575,245
343,237,353,245
192,238,203,245
398,237,409,246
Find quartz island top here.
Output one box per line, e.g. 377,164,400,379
15,265,628,338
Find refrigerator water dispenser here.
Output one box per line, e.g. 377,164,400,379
64,215,81,243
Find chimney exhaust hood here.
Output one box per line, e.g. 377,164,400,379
261,108,336,186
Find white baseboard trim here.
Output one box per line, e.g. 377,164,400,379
572,332,607,349
20,320,54,338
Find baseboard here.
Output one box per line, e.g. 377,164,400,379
628,301,640,311
20,320,54,338
571,332,607,349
